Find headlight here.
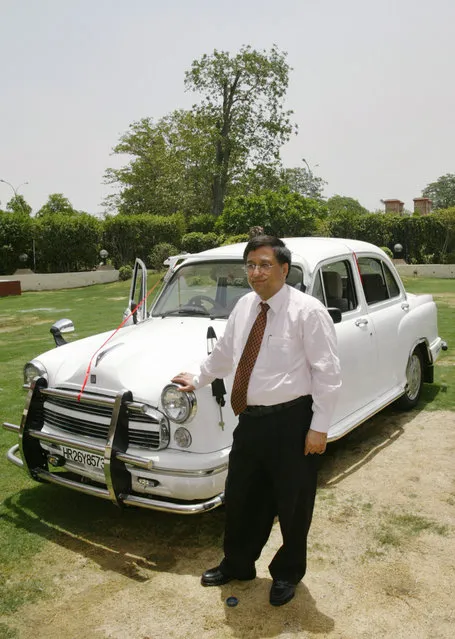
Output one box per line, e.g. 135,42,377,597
174,427,192,448
23,361,48,388
160,384,197,423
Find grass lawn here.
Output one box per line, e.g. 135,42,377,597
0,275,452,619
0,274,164,618
401,276,454,411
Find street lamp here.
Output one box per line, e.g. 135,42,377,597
99,249,109,266
393,243,403,259
0,179,29,214
302,158,312,175
0,179,29,197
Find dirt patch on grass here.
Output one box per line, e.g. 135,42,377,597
0,315,51,333
2,410,455,639
433,292,455,307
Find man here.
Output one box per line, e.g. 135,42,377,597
172,235,341,606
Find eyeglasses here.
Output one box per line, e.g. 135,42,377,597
244,262,274,274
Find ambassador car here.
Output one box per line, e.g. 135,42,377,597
3,238,447,514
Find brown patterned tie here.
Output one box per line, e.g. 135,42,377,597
231,302,270,416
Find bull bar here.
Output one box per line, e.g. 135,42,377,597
3,378,225,515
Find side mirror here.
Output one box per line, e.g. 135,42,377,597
50,318,74,347
327,307,342,324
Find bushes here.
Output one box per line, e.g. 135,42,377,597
119,265,133,280
103,213,186,267
34,213,102,273
181,232,219,253
0,212,34,275
327,209,455,265
221,233,250,246
2,203,454,275
148,243,179,270
380,246,394,259
186,214,217,233
217,188,327,237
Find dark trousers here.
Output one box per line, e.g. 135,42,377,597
220,397,319,584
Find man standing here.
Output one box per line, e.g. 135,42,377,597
172,235,341,606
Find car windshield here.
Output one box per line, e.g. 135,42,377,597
152,261,251,319
152,260,305,319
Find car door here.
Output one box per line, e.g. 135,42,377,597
356,255,407,396
124,258,148,324
311,257,379,423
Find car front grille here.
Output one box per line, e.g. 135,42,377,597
43,392,166,450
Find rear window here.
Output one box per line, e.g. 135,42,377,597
357,257,401,304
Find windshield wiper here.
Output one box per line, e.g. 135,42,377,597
159,305,209,318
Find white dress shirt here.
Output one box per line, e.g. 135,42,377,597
194,283,341,433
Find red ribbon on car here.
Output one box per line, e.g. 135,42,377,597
77,278,163,401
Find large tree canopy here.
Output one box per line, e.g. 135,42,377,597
106,45,296,217
104,110,214,216
422,173,455,210
185,45,295,215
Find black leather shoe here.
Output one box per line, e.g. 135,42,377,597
269,580,296,606
201,566,256,587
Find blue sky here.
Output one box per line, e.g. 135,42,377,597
1,0,454,215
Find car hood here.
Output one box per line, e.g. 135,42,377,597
35,317,228,404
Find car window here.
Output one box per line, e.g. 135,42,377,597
311,260,357,313
383,263,400,298
357,257,401,304
311,270,325,304
152,261,304,318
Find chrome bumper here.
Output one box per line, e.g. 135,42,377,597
3,379,225,515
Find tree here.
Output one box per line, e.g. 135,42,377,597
6,194,32,216
422,173,455,210
279,164,326,200
104,110,213,216
185,45,295,216
327,195,369,216
36,193,77,217
217,187,327,237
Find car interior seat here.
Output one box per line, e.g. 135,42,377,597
322,271,349,312
361,273,388,303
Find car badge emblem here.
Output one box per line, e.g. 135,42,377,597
90,374,96,384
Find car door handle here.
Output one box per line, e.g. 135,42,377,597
401,303,410,311
355,318,369,327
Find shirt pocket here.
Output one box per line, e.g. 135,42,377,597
266,336,295,371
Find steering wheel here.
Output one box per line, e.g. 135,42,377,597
187,295,223,312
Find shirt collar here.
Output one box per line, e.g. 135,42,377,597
253,283,288,315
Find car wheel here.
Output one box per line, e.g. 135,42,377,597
397,348,424,410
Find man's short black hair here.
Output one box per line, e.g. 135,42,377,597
243,235,292,269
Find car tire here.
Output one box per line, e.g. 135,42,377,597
397,348,424,410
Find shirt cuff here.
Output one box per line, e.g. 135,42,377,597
192,372,214,389
309,412,330,434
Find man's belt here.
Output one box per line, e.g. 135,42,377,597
242,395,311,418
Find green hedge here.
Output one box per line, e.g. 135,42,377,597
1,206,454,274
326,209,455,264
34,213,102,273
103,213,186,267
0,212,34,274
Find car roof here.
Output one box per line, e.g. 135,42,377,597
182,237,382,272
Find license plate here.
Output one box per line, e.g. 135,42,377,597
61,446,104,470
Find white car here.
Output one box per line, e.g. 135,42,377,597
3,237,447,514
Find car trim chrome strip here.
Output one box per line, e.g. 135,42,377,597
4,443,224,514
